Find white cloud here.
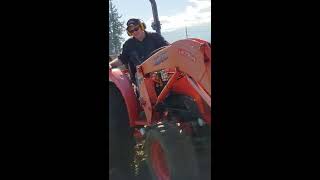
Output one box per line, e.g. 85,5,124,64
146,0,211,32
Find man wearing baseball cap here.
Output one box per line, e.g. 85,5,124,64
109,18,169,77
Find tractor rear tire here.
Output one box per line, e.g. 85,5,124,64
145,122,199,180
109,84,135,180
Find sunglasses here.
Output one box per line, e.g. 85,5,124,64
128,26,140,34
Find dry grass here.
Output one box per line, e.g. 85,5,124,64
132,140,147,176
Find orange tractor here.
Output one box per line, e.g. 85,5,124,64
109,1,211,179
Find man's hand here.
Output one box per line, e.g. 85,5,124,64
109,58,123,69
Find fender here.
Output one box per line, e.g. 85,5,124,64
109,68,139,127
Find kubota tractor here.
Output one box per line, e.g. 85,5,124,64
109,1,211,180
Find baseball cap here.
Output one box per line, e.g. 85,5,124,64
126,18,141,27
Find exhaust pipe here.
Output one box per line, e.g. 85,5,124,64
149,0,161,34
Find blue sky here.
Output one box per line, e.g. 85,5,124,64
111,0,211,43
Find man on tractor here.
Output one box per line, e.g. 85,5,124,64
109,17,212,180
109,18,169,83
109,19,170,179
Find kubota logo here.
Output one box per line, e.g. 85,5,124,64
154,52,168,65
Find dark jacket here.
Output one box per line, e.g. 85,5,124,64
118,31,169,68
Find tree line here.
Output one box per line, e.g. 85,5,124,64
109,0,125,56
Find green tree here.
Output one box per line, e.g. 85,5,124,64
109,0,124,55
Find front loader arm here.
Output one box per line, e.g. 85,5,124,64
138,39,211,96
135,39,212,125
